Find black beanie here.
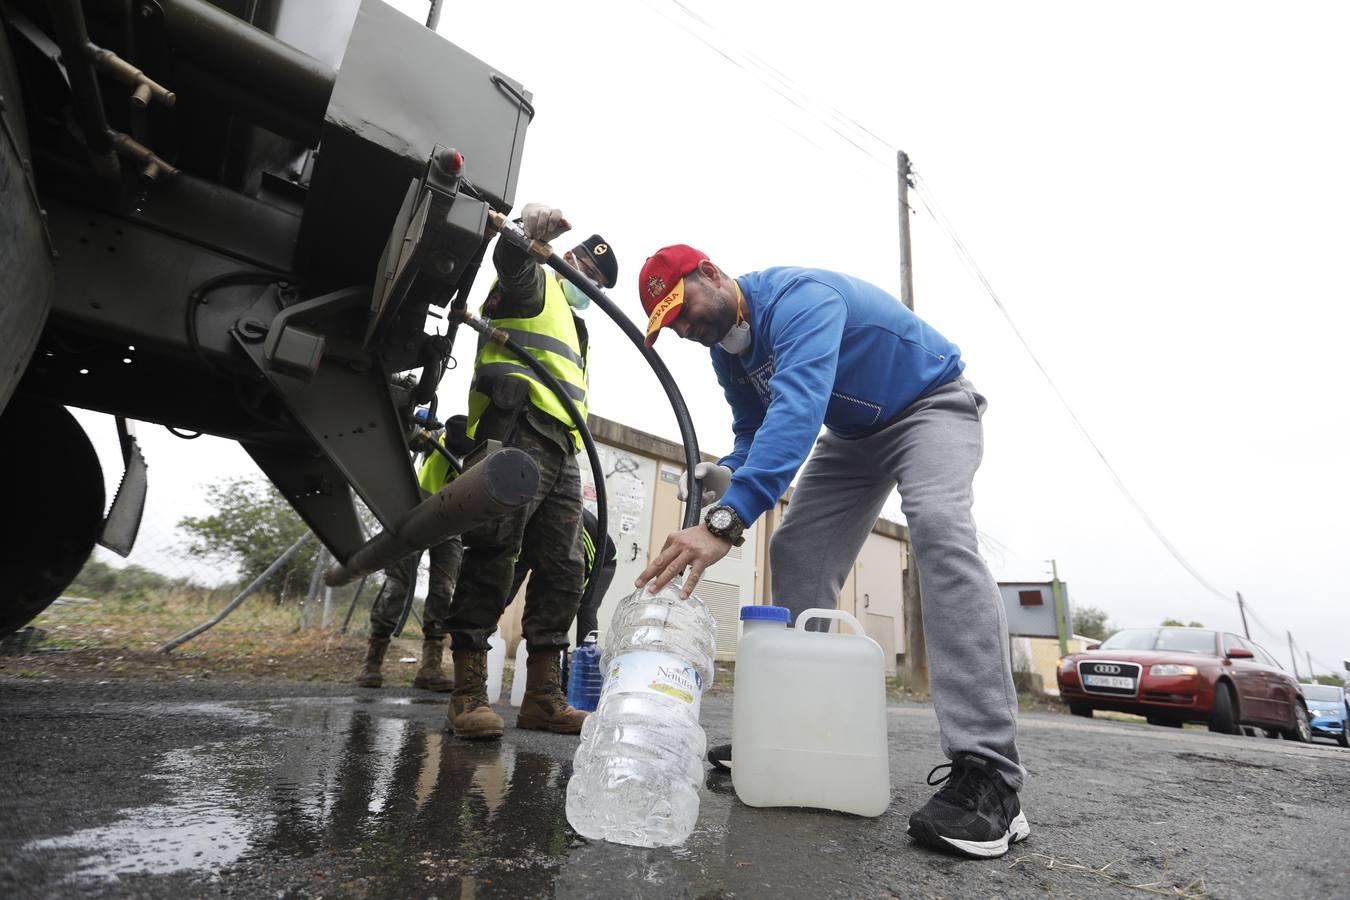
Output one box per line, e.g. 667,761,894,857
575,234,618,289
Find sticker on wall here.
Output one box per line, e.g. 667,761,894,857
659,464,681,484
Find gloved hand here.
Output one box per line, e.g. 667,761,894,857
676,462,733,507
519,203,571,243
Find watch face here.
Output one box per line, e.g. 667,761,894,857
710,508,733,530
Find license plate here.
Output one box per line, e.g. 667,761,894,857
1083,674,1135,690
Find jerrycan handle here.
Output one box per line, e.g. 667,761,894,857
795,608,865,635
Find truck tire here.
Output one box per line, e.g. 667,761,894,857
1208,682,1238,735
0,397,105,637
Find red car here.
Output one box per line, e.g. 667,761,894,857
1056,626,1312,740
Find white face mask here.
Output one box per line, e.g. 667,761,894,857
718,319,751,354
560,254,598,310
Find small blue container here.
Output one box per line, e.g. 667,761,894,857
566,632,604,712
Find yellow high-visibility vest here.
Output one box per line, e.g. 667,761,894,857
417,433,455,494
467,275,589,451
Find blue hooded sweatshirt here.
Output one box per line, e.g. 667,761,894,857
714,267,965,524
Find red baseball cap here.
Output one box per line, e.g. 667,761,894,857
637,244,709,346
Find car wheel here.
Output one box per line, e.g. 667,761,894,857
1068,701,1093,718
1208,683,1237,734
1283,703,1312,743
1337,730,1348,749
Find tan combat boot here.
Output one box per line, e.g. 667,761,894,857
355,636,390,688
412,639,454,692
517,650,588,734
447,649,504,740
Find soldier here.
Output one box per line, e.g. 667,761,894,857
444,204,618,740
507,506,619,645
355,431,463,692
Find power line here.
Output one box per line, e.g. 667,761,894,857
638,0,899,173
908,171,1243,617
639,0,1336,665
1239,602,1283,647
637,2,1257,619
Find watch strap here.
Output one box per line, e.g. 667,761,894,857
704,505,746,547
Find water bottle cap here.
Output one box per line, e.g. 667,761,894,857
740,605,790,623
583,630,599,644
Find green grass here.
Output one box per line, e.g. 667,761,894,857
7,588,385,684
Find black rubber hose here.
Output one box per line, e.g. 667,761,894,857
425,434,464,477
411,338,445,407
459,313,606,619
544,255,703,530
392,550,423,638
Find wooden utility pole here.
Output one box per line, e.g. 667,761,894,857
1236,591,1250,639
896,149,926,692
1288,631,1302,681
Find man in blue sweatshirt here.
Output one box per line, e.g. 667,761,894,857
634,245,1027,860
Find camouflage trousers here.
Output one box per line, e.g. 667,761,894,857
446,422,583,653
367,537,463,641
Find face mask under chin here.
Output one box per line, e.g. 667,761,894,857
718,320,751,354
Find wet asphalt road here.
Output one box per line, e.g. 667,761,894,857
2,677,1347,899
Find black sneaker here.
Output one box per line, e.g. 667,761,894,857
907,753,1029,859
707,743,732,772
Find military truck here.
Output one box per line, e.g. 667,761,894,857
0,0,540,635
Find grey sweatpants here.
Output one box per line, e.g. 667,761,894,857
768,377,1024,790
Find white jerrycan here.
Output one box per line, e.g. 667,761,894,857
731,606,890,816
485,629,505,705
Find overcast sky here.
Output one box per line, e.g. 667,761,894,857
79,0,1350,674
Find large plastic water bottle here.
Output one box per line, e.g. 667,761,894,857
565,582,717,847
566,631,603,712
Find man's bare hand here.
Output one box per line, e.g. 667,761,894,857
635,525,732,599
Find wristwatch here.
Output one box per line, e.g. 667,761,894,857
704,504,747,547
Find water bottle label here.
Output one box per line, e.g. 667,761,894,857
606,650,703,717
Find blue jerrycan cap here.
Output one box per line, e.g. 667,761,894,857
740,605,790,623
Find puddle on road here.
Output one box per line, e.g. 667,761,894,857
29,743,256,880
24,696,877,895
25,698,587,891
